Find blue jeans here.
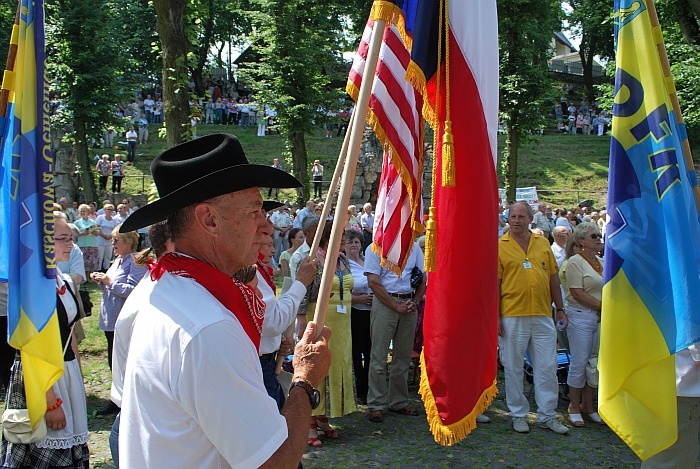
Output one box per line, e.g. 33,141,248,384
261,356,285,411
109,412,120,467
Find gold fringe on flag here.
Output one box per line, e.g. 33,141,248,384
405,61,438,129
370,0,413,52
419,349,498,446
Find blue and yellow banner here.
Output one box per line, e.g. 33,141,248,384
600,0,700,460
0,0,63,429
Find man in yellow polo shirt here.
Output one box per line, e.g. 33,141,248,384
499,201,569,435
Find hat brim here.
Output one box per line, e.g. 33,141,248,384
120,164,300,233
262,200,285,212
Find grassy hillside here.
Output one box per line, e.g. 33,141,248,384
501,134,612,207
104,123,698,209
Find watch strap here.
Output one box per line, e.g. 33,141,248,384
290,380,318,409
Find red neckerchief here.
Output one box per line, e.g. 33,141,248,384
256,253,276,295
150,252,265,350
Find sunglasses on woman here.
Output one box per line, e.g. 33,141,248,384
589,233,602,239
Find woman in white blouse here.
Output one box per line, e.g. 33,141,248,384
564,222,604,428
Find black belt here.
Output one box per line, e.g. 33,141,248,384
389,292,413,300
260,352,277,361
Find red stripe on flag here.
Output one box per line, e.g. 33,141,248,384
348,18,424,273
422,30,499,433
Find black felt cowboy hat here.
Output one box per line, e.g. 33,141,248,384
120,134,301,232
262,200,285,212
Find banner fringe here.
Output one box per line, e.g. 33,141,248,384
419,349,498,446
369,1,413,53
405,61,438,129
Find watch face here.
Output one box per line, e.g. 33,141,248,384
311,389,321,409
292,381,321,410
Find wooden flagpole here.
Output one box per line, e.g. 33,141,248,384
311,19,387,338
307,111,357,258
0,2,21,120
274,110,357,372
646,0,700,216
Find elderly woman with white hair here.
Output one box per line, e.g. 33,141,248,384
91,225,147,416
563,221,604,428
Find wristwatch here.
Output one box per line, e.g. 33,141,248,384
290,380,320,409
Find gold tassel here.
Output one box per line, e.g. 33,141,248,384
424,206,437,272
441,121,455,187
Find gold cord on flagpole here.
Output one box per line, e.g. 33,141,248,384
425,0,447,272
441,0,455,187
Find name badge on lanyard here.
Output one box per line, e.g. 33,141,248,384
336,268,346,313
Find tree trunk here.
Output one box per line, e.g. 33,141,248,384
579,48,595,103
74,117,98,203
675,0,700,45
153,0,190,148
505,128,519,203
192,67,205,98
191,0,214,99
289,131,309,206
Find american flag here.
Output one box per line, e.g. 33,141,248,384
347,15,425,274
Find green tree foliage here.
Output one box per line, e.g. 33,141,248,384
0,1,16,68
46,0,129,202
342,0,374,40
667,0,700,45
186,0,250,97
498,0,562,201
112,0,160,83
565,0,615,102
242,0,347,203
656,0,700,148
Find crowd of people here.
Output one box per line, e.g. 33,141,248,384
1,130,696,467
554,99,611,136
53,74,357,161
0,135,426,468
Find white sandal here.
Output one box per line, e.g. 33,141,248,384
568,413,585,427
583,412,604,424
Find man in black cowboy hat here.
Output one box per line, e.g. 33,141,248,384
113,134,330,468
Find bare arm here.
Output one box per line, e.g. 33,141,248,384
280,258,290,278
550,273,568,328
260,322,332,468
366,273,394,310
412,275,426,304
366,273,413,315
569,288,601,312
351,293,373,307
497,279,504,336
